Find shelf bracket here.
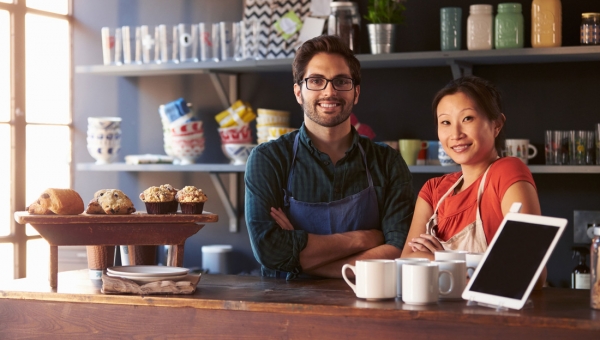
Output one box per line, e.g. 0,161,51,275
447,60,473,79
209,73,238,110
209,172,242,233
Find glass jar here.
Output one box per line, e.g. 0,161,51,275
532,0,562,48
440,7,463,51
467,4,493,51
581,13,600,45
495,3,524,49
591,225,600,309
328,1,361,53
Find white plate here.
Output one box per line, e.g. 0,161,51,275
106,271,189,283
107,265,189,277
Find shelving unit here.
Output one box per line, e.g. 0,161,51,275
76,45,600,232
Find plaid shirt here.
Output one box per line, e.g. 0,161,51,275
245,123,415,278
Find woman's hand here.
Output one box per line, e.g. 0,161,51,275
270,207,294,230
407,234,444,254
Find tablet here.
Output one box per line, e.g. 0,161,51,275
462,211,567,310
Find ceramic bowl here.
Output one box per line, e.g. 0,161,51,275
87,128,122,145
222,143,257,165
87,141,121,164
171,134,205,165
268,127,297,139
256,115,290,127
88,117,122,130
218,124,252,144
170,120,204,137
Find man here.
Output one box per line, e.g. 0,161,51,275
245,35,414,279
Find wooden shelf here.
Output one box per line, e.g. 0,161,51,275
76,163,600,174
75,46,600,77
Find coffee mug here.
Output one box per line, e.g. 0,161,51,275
435,250,468,261
505,139,538,164
395,258,430,297
434,260,467,300
438,141,458,166
426,140,441,165
342,259,397,300
402,262,454,305
399,139,427,166
466,252,484,278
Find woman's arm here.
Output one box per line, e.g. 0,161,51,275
400,197,438,259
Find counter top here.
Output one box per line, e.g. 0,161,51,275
1,270,598,338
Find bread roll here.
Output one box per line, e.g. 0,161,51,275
27,188,85,215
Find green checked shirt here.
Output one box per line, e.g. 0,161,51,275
245,123,415,279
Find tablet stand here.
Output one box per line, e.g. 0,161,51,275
466,298,533,311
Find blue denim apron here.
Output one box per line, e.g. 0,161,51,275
283,133,380,235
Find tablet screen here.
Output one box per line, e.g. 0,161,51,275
470,220,559,299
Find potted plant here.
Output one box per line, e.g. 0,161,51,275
364,0,407,54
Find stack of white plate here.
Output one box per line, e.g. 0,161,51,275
106,265,189,284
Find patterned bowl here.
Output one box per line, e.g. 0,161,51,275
171,133,205,165
222,143,257,165
218,124,252,144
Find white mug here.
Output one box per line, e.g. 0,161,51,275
434,260,467,300
466,252,484,278
505,139,538,164
394,258,430,297
402,262,454,305
434,250,468,261
342,260,396,300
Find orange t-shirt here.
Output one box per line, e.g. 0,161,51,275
418,157,536,244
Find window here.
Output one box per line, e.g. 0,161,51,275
0,0,71,282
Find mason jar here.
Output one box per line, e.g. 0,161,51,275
328,1,361,53
581,13,600,45
467,4,493,51
495,3,524,49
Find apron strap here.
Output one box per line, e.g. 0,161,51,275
284,133,374,205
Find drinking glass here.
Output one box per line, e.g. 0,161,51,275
586,130,596,165
159,25,179,63
101,27,122,65
570,130,586,165
596,123,600,165
178,23,199,62
220,21,235,61
121,26,132,64
199,22,220,62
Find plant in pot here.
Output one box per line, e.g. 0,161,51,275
364,0,407,54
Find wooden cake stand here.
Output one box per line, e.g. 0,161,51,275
14,211,218,288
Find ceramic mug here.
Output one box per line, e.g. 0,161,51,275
434,250,468,261
342,260,396,300
434,260,467,300
402,262,454,305
438,141,458,166
399,139,427,166
426,140,441,165
394,258,430,297
466,252,484,278
505,139,538,164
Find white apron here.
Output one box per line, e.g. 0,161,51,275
425,165,493,253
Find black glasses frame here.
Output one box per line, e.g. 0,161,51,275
300,77,355,91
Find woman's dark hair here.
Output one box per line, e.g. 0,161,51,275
432,76,506,155
292,35,361,86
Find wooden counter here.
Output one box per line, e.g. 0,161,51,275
0,270,598,339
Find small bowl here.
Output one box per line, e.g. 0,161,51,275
268,127,297,139
170,121,204,137
171,134,205,165
87,142,121,164
88,117,122,130
218,124,252,144
222,143,257,165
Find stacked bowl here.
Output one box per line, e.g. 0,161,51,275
218,123,256,165
86,117,122,164
159,98,204,165
170,121,205,165
256,109,291,144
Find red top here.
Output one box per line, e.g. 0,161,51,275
418,157,536,244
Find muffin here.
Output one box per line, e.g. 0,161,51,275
139,184,178,214
175,186,208,214
86,189,136,215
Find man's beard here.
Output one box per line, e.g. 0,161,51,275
301,92,355,128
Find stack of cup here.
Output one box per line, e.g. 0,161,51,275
256,108,291,144
159,98,203,165
87,117,122,164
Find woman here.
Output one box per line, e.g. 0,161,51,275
401,76,541,261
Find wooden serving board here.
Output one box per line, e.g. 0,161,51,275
14,211,219,225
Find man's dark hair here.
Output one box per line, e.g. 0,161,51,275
432,76,506,155
292,35,361,86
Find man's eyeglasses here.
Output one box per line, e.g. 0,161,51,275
300,77,355,91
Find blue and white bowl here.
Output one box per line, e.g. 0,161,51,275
222,143,257,165
87,117,122,130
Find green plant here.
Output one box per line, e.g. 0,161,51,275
364,0,406,24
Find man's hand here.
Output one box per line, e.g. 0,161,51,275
406,233,444,254
270,207,294,230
